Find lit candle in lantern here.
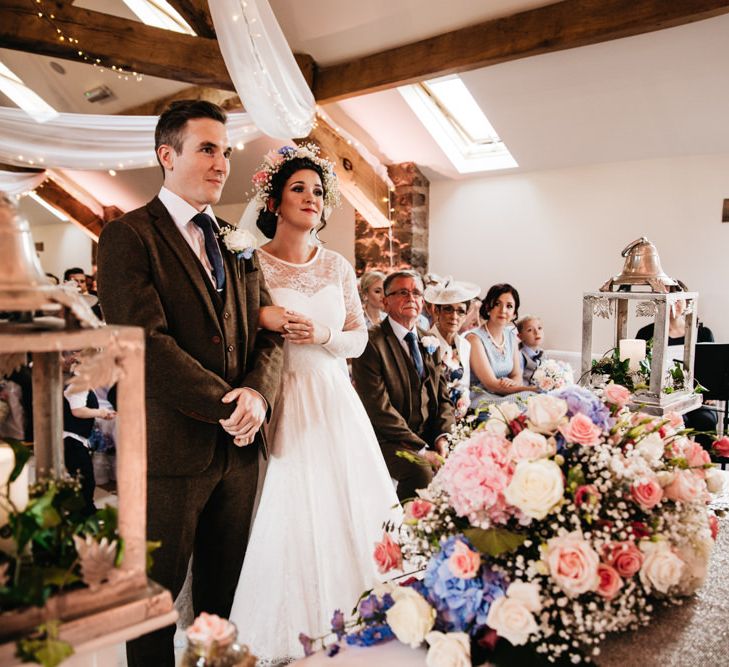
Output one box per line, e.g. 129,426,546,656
0,443,29,553
619,338,647,373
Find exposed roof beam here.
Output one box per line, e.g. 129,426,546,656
119,87,242,116
34,178,105,240
166,0,216,38
0,163,44,174
314,0,729,102
0,0,314,90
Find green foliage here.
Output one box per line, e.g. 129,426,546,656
463,527,526,557
2,438,31,484
16,621,74,667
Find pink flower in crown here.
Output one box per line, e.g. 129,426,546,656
448,540,481,579
596,563,623,599
252,170,269,186
373,532,402,574
264,149,283,165
559,413,602,447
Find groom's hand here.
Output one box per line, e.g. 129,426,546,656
220,387,267,446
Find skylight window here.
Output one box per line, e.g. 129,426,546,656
122,0,196,35
0,61,58,123
398,75,517,174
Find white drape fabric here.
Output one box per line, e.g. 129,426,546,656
209,0,315,139
0,107,261,171
0,171,46,196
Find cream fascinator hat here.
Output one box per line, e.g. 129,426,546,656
424,277,481,305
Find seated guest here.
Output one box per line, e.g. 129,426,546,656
352,270,455,501
459,297,482,334
635,297,716,448
424,278,480,418
516,315,545,386
467,283,536,411
63,267,88,294
359,270,387,329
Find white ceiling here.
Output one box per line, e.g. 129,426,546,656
0,0,727,207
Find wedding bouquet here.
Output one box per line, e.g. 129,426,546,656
531,359,574,392
309,384,722,665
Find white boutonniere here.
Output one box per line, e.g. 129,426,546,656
421,335,440,355
220,227,258,278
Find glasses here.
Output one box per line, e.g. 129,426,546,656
440,305,467,316
386,289,424,300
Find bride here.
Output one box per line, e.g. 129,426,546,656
228,145,400,663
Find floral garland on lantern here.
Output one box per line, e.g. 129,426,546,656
251,144,341,213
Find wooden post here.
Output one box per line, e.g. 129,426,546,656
650,299,668,396
32,351,63,478
581,297,593,378
682,294,698,390
615,299,628,342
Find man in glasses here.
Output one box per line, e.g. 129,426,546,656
352,270,455,501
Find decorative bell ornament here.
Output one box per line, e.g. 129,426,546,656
0,193,100,327
600,237,681,293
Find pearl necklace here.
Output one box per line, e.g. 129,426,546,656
484,323,507,355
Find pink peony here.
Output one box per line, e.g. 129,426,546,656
374,532,402,573
604,383,631,408
630,477,664,510
545,531,600,597
714,436,729,458
663,469,706,503
404,499,434,523
448,540,481,579
559,413,602,447
435,432,513,525
596,563,623,599
604,541,644,578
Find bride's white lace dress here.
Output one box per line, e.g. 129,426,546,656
229,247,400,664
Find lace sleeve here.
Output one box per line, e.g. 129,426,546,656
322,255,367,359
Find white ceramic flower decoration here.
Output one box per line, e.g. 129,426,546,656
72,534,118,588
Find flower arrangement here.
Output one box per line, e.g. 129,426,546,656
251,144,341,214
306,385,723,665
531,359,574,392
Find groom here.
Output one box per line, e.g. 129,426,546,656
97,100,283,666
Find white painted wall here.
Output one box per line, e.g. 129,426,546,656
429,153,729,353
32,222,93,281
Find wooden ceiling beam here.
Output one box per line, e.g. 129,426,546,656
166,0,216,38
119,87,242,116
313,0,729,102
0,0,314,91
34,179,105,241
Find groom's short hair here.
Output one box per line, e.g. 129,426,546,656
154,100,227,174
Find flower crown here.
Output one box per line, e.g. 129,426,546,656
251,143,341,212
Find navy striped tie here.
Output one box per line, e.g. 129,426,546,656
192,213,225,291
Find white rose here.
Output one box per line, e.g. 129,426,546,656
505,581,542,613
425,631,470,667
504,459,564,519
224,228,258,252
545,531,600,597
525,395,568,435
485,596,538,646
483,418,508,436
511,430,555,461
656,470,675,487
386,587,436,648
676,535,713,595
493,402,522,423
639,542,684,594
706,468,725,494
636,432,665,464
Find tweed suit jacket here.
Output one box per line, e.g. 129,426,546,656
97,197,284,476
352,318,455,452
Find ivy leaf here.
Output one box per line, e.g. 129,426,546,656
463,527,526,557
2,438,31,483
27,490,62,530
16,622,74,667
146,540,162,574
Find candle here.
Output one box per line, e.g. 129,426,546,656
619,338,647,373
0,443,29,554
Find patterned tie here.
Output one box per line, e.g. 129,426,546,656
191,212,225,291
404,331,425,379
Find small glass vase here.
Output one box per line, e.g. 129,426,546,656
180,616,256,667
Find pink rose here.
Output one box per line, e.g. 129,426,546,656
448,540,481,579
559,413,602,448
604,541,644,578
663,470,706,503
709,515,719,540
604,383,631,408
663,411,685,432
546,531,600,597
510,429,555,461
574,484,600,508
630,477,663,510
374,532,402,574
596,563,623,599
404,499,434,523
186,613,236,647
683,440,710,469
713,436,729,457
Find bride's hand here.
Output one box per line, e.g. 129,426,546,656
258,306,296,333
284,317,330,346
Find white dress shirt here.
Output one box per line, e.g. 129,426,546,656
158,186,219,286
388,316,419,358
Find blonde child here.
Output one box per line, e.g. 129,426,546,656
516,315,544,386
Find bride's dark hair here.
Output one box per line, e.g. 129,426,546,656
256,157,328,239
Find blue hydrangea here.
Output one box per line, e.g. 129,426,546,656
551,385,613,430
422,535,506,634
345,623,394,646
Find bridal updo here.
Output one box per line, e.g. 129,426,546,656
256,157,328,239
